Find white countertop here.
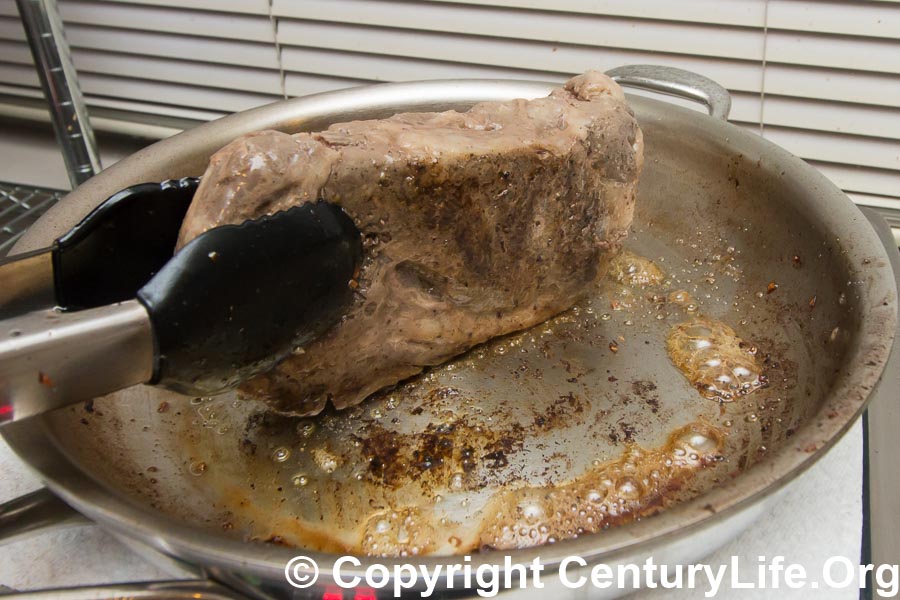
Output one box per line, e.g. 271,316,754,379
0,123,865,599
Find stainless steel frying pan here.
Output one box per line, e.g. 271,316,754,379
0,66,896,599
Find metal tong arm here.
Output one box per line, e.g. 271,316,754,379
0,301,154,422
0,201,362,424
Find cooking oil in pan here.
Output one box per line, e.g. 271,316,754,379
476,421,724,551
667,317,766,402
127,220,829,557
609,250,666,287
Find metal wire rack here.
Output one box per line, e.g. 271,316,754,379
0,182,65,255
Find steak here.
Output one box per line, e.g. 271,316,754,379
178,71,644,416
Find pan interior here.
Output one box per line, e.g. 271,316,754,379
42,105,859,558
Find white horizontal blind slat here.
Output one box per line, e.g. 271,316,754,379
0,38,31,63
763,64,900,109
766,30,900,75
761,96,900,139
767,0,900,39
67,24,279,69
0,83,43,99
70,49,283,95
809,162,900,199
78,72,279,113
278,45,564,84
0,61,40,87
0,15,26,40
282,72,371,97
762,127,900,171
848,193,900,213
77,95,225,121
417,0,767,27
89,0,270,15
58,0,276,43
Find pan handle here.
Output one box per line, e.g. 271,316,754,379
606,64,732,121
0,487,89,546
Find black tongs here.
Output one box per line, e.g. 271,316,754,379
0,179,361,423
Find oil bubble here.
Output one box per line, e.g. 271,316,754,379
272,447,291,463
609,251,665,287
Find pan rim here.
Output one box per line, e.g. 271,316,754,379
4,77,896,580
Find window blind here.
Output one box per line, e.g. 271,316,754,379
0,0,898,231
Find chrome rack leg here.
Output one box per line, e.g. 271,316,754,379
15,0,101,188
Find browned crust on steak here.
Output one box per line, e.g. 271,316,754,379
178,71,643,415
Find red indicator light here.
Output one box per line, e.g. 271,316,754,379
354,588,377,600
322,586,343,600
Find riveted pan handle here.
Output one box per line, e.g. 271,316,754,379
606,64,732,121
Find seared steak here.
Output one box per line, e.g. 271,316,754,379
178,71,643,416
